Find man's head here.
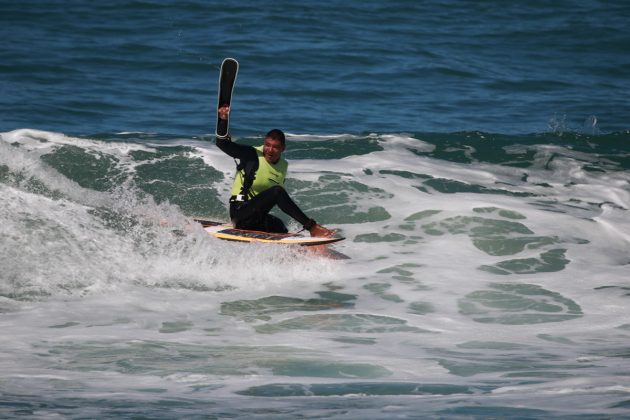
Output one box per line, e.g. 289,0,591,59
263,129,285,164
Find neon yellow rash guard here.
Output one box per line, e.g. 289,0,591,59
230,146,288,198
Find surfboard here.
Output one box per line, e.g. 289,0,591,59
196,219,344,246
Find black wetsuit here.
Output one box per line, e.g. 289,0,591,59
215,136,313,233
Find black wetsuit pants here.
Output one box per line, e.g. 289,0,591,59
229,185,311,233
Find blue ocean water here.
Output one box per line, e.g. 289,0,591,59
2,0,629,135
2,1,630,418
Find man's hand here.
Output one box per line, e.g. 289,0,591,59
218,105,230,120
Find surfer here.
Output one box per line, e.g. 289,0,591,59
215,105,336,237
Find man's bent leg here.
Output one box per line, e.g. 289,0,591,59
267,186,311,226
230,186,300,232
264,187,336,236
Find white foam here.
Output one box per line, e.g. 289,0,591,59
1,130,629,415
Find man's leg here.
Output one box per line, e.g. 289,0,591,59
261,214,288,233
230,186,307,232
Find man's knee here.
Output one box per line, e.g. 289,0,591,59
268,185,286,198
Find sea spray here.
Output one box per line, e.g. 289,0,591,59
2,128,629,417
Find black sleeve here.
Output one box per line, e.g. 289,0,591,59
215,135,258,161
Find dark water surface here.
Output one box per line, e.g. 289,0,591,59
2,0,629,135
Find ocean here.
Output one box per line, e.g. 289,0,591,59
1,1,629,418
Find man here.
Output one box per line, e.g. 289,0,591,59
215,105,336,237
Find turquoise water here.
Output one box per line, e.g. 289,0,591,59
2,1,630,418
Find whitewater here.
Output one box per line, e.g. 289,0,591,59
1,128,629,418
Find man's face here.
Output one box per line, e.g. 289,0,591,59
262,137,285,164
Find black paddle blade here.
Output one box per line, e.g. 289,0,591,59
216,58,239,137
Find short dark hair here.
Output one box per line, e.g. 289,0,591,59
265,129,285,146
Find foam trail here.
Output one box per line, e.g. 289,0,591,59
2,129,630,418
